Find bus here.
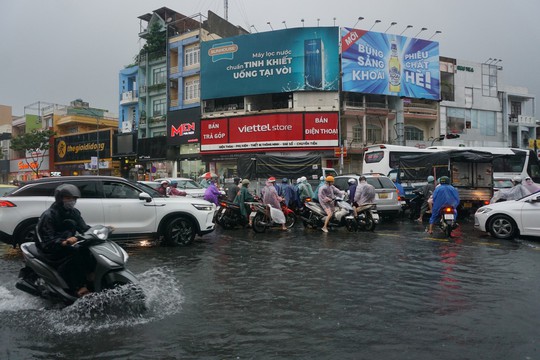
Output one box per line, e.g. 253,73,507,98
363,144,540,183
362,144,436,176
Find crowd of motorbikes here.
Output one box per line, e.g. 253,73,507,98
213,193,380,234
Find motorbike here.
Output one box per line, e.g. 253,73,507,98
438,205,458,237
248,200,297,233
16,225,141,305
407,189,425,221
214,198,249,229
301,197,353,230
346,203,379,232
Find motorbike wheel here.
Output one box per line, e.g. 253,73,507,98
442,221,452,238
164,217,196,246
346,218,357,232
364,213,376,232
285,212,296,228
252,213,267,233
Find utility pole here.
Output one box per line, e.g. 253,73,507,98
224,0,228,21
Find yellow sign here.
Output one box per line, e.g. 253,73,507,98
57,140,67,158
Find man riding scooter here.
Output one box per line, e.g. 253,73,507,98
427,176,460,235
36,184,94,297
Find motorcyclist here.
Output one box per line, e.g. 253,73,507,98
312,176,325,203
227,177,241,202
204,180,221,206
416,175,435,223
353,176,376,218
428,176,460,234
36,184,93,297
157,180,169,196
297,176,314,203
278,178,295,208
347,178,357,205
262,177,287,230
490,175,531,203
168,181,187,197
233,179,255,227
318,176,345,233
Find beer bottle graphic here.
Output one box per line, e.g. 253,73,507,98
388,37,401,93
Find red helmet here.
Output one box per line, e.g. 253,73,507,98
268,177,276,182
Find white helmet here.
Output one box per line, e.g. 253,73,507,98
348,178,356,184
512,175,522,183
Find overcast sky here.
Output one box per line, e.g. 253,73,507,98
1,0,538,116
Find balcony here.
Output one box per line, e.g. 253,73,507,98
509,115,538,127
120,90,138,105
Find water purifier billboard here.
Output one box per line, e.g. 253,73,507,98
341,27,440,100
201,27,339,99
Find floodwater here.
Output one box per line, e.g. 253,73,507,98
1,219,540,359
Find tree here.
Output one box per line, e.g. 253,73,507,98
10,129,56,178
135,21,166,62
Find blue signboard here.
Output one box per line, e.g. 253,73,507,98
341,28,440,100
201,27,339,99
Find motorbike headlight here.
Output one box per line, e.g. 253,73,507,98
476,207,493,215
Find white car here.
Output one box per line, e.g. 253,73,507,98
0,176,216,247
474,191,540,239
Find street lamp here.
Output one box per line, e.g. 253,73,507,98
414,27,428,38
250,24,258,33
267,21,273,30
428,30,442,40
352,17,364,29
400,25,413,35
301,19,304,27
368,19,381,31
282,20,287,29
384,22,397,33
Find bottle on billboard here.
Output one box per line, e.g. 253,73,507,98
304,38,324,90
388,37,401,93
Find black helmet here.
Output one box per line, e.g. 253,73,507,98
439,176,450,185
54,184,81,202
233,177,241,184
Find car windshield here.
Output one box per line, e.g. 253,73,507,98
178,180,204,190
0,185,17,196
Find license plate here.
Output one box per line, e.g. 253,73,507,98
249,212,256,218
372,213,380,220
463,202,472,208
378,193,388,199
444,214,454,220
400,201,406,205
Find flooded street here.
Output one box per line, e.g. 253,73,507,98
1,219,540,359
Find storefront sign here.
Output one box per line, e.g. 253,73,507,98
200,112,338,152
167,107,201,145
54,130,112,163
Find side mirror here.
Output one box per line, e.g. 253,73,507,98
139,192,152,203
531,196,540,203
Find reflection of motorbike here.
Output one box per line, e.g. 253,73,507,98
214,199,249,229
248,201,296,233
346,203,379,232
301,197,353,230
439,206,458,237
16,225,141,305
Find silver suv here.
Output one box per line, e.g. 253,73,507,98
0,176,216,247
334,174,401,217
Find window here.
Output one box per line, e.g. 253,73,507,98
447,108,467,134
440,71,455,101
184,45,200,67
481,64,498,97
404,126,424,141
152,67,166,85
511,101,522,118
366,124,382,143
473,110,496,136
153,99,166,116
184,79,200,101
102,181,140,199
365,151,383,163
465,87,473,108
352,125,362,143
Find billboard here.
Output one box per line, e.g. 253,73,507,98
167,107,201,146
201,27,340,99
200,112,338,152
341,28,440,100
54,130,112,163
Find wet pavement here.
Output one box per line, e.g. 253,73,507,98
1,218,540,359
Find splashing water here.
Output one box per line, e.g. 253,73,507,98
0,267,184,334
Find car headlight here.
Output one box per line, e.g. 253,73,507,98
192,203,214,211
475,207,493,215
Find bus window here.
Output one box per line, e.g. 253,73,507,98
526,150,540,181
365,151,384,163
493,153,526,173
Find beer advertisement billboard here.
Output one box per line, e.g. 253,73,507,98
200,27,339,99
341,28,440,100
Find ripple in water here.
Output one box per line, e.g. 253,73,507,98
0,267,184,334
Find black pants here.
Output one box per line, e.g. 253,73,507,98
56,248,96,291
